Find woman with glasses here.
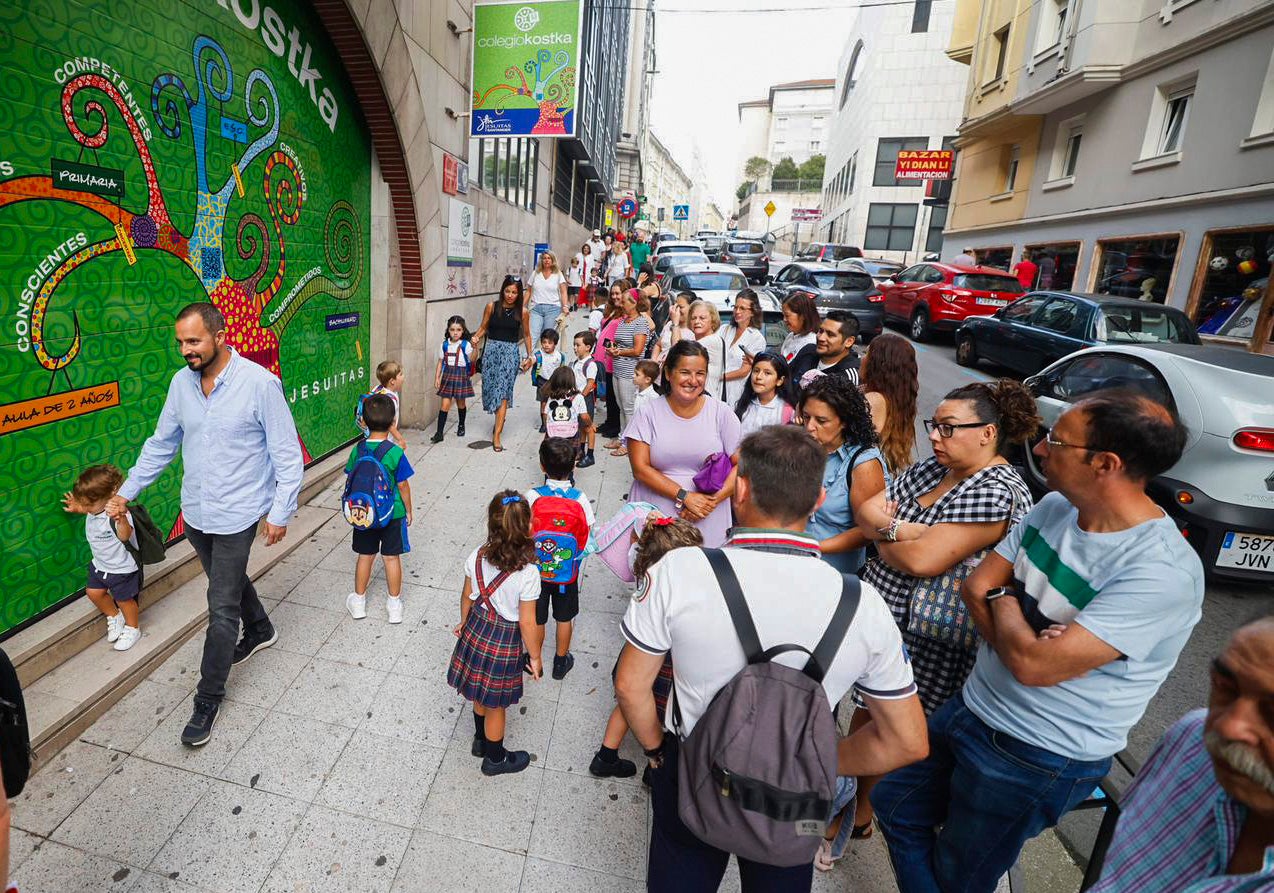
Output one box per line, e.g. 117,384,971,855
843,380,1037,838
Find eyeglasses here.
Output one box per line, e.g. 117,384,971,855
1042,429,1090,451
924,419,988,438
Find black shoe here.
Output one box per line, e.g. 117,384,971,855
457,424,466,437
481,750,530,776
589,752,637,778
551,652,575,680
577,454,595,468
430,431,444,443
538,422,546,434
641,765,652,788
181,700,219,747
471,735,486,758
232,625,278,665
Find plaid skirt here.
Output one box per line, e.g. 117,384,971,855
437,362,475,400
448,605,525,708
612,653,675,719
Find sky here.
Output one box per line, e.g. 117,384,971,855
646,0,856,212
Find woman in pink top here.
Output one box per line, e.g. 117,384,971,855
594,282,627,443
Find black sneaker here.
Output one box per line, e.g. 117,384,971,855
430,431,444,444
551,652,575,680
181,700,219,746
457,424,466,437
577,453,595,468
589,752,637,778
481,750,530,776
232,625,278,665
471,735,486,758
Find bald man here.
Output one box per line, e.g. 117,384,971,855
1091,617,1274,891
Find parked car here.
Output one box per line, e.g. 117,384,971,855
879,262,1026,342
653,239,707,261
694,229,720,240
766,261,884,340
659,263,787,351
719,239,769,283
955,291,1200,376
795,242,864,263
840,256,904,284
1022,344,1274,583
699,235,727,262
653,249,708,283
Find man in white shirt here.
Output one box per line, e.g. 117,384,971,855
616,425,928,892
951,247,977,266
588,230,606,265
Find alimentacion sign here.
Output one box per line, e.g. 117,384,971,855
470,0,584,137
895,149,955,181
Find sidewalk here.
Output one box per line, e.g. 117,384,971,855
9,331,1081,892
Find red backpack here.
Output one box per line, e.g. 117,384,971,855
530,486,590,585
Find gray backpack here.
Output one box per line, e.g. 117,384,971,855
674,548,860,867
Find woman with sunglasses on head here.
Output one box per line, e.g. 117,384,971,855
843,380,1037,838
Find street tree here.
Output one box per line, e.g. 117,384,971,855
744,156,772,181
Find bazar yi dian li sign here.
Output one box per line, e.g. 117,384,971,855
470,0,584,138
894,150,954,181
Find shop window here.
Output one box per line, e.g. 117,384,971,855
977,246,1013,271
865,203,918,252
1024,242,1080,290
1095,235,1179,304
1192,228,1274,340
874,137,928,187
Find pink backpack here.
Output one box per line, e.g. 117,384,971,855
583,501,658,583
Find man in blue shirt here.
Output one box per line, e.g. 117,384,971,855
108,302,304,746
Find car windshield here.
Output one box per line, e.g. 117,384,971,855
859,261,902,277
953,274,1025,293
674,272,747,292
826,246,860,260
727,242,764,254
810,271,873,291
720,310,786,350
1096,307,1194,344
661,245,701,253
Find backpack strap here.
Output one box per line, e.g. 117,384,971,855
843,445,868,490
702,548,764,663
370,440,394,461
472,550,515,615
805,574,861,684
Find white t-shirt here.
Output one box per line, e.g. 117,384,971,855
606,250,629,279
527,478,597,538
571,356,598,393
658,322,695,356
781,331,816,363
739,396,792,438
86,510,138,574
464,548,540,623
588,309,604,332
633,385,659,416
721,325,769,406
544,392,590,438
697,330,729,401
622,537,917,734
439,339,473,368
363,384,400,428
588,240,607,266
530,271,566,306
535,349,568,382
566,256,585,288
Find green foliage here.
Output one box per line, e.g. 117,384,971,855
798,154,825,183
743,156,771,180
736,182,750,201
771,157,800,181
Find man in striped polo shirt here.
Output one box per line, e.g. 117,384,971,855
872,390,1205,893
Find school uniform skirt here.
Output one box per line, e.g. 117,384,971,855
437,362,475,400
448,606,524,708
612,653,675,719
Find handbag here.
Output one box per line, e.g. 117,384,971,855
692,403,734,493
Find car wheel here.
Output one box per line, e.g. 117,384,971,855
1013,433,1050,500
910,307,931,342
955,334,978,367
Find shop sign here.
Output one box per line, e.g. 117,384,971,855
895,150,954,180
447,199,475,267
791,208,823,221
443,154,461,195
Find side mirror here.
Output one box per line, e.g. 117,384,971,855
889,273,901,283
1024,374,1045,398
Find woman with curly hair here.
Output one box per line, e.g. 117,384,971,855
799,375,889,574
858,333,919,473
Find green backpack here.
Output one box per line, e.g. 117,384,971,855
116,503,167,575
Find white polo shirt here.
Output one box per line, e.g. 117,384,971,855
622,528,916,735
464,548,540,623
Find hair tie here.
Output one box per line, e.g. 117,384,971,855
651,516,676,527
502,495,522,505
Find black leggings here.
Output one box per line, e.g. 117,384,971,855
599,368,622,436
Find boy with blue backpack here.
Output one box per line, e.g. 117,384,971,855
526,438,594,680
342,394,414,624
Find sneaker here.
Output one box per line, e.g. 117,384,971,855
429,432,444,444
386,595,404,624
471,735,486,758
105,612,124,644
180,700,219,746
457,424,466,437
232,625,278,665
480,750,530,776
551,652,575,681
577,453,595,468
346,592,367,620
113,625,141,652
589,752,637,778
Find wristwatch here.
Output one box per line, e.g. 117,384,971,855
674,488,688,511
985,585,1019,604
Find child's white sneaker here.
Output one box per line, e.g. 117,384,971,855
346,592,367,620
105,612,124,644
113,626,141,652
386,595,404,624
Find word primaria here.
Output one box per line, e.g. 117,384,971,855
214,0,340,133
14,232,89,352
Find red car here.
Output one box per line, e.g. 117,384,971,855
879,262,1026,342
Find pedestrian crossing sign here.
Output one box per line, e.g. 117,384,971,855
673,204,689,221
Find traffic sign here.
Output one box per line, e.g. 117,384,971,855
791,208,823,222
673,204,690,221
763,201,776,217
618,197,638,219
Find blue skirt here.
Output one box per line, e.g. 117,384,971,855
480,339,520,413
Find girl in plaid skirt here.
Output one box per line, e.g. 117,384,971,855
448,490,544,776
431,316,476,444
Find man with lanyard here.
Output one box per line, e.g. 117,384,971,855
789,309,861,386
108,302,303,746
616,425,928,892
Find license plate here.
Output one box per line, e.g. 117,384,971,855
1216,531,1274,573
977,297,1008,307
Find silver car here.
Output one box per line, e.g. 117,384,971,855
661,262,786,351
1024,343,1274,583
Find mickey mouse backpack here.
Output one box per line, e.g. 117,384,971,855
342,441,397,529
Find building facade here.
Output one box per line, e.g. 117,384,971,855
615,0,656,204
944,0,1274,353
643,130,694,235
818,0,968,262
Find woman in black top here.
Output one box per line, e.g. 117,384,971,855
473,275,533,451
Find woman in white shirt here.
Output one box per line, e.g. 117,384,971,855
688,300,728,401
527,251,569,347
605,240,631,285
780,291,820,362
719,289,769,406
653,293,695,363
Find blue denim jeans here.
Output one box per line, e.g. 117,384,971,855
529,302,561,347
871,694,1110,893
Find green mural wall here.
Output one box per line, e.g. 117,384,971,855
0,0,372,634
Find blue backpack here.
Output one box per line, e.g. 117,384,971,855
342,441,397,529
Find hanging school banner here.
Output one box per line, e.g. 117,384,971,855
0,0,372,634
470,0,584,137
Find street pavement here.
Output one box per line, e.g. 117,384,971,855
14,308,1212,893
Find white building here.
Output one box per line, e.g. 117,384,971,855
615,0,656,198
819,1,967,261
734,79,837,185
643,130,694,234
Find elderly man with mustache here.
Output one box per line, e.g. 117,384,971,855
1090,616,1274,892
